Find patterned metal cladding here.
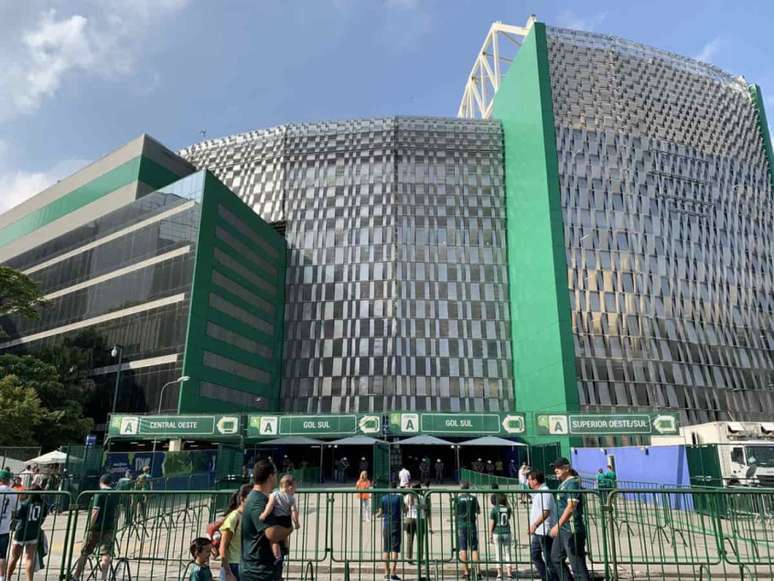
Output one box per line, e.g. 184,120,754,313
546,27,774,424
179,117,513,413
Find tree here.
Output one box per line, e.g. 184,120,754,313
0,354,93,450
0,375,44,446
0,266,46,320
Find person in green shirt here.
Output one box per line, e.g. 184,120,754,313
220,484,252,581
453,481,480,579
549,457,590,581
72,474,118,581
189,537,214,581
6,485,48,581
605,465,617,490
241,461,290,581
488,493,513,580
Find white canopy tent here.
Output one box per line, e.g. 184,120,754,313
26,450,68,465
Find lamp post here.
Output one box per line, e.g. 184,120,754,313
150,375,190,477
110,345,123,413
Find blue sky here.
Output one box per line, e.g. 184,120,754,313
1,0,772,211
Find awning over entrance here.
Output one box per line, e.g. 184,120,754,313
328,435,386,446
458,436,528,447
258,436,325,446
397,435,453,446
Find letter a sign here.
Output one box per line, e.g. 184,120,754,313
401,413,419,433
259,416,278,436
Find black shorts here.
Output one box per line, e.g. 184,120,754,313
383,526,401,553
404,518,417,535
0,533,8,558
274,515,292,529
457,527,479,552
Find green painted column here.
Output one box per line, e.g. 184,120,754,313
749,84,774,191
492,22,579,455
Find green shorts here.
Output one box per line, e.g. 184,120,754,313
82,528,115,557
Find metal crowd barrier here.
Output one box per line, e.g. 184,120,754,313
2,485,774,580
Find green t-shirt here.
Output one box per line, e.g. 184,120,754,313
489,505,511,535
116,478,133,491
221,509,242,565
241,490,279,580
93,491,118,531
189,563,213,581
605,470,617,488
556,477,585,533
454,493,480,530
14,499,48,542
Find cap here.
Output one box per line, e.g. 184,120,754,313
0,469,11,480
551,457,571,468
99,474,112,485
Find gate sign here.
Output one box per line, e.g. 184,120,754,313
389,412,525,436
535,413,679,436
246,414,382,439
108,414,241,439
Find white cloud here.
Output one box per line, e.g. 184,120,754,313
695,37,722,63
0,158,89,213
555,10,609,32
0,0,188,122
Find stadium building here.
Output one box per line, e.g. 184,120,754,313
1,19,773,452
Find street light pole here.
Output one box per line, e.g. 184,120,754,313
110,345,123,414
150,375,190,477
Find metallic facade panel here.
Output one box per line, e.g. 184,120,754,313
546,26,774,424
180,116,514,413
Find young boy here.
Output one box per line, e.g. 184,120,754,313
489,493,514,580
189,537,214,581
259,474,300,564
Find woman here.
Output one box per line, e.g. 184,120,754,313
219,484,252,581
354,471,371,521
7,485,48,581
403,483,422,562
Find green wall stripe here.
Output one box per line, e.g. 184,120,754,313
749,84,774,191
0,154,188,249
492,22,578,452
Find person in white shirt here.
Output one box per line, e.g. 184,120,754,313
398,465,411,488
0,469,19,581
527,470,566,581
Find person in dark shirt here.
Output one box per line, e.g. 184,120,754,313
375,479,403,581
189,537,214,581
549,457,590,581
453,481,480,579
241,461,290,581
72,474,118,581
6,485,48,581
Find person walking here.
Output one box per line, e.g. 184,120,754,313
527,470,564,581
218,484,252,581
0,469,19,581
72,474,119,581
375,479,403,581
6,485,48,581
355,472,372,522
488,493,514,580
549,457,591,581
434,459,444,483
453,481,480,579
403,483,420,563
241,461,291,581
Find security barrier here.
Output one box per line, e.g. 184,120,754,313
3,486,774,579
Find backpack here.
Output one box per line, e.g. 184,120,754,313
206,516,226,556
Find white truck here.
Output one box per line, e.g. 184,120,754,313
652,421,774,487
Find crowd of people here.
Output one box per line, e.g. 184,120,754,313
0,453,602,581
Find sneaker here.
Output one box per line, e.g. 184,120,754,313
391,575,401,581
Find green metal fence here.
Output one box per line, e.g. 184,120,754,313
3,485,774,580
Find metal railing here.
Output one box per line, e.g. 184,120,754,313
2,485,774,579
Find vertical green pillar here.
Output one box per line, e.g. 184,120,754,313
749,84,774,191
492,22,579,454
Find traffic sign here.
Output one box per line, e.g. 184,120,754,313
108,414,241,439
389,412,526,436
245,414,382,439
534,413,679,436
